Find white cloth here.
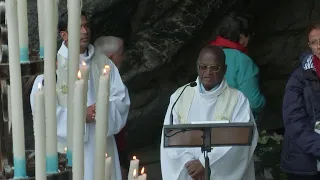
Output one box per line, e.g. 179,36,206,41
160,79,258,180
30,42,130,180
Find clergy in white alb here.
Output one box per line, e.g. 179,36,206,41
30,11,130,180
160,45,258,180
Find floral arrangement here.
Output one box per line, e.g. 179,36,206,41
254,130,287,180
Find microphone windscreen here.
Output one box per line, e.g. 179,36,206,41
189,82,197,87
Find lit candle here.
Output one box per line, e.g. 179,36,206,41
104,153,112,180
93,65,111,180
44,0,58,173
37,0,44,58
79,61,89,111
137,167,147,180
128,156,140,180
72,71,85,180
33,83,46,180
67,0,82,166
17,0,29,63
6,0,27,177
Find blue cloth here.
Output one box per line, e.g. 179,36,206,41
46,155,58,173
13,158,27,178
20,47,29,63
223,49,265,117
281,53,320,175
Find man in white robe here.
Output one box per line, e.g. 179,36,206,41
94,36,129,179
160,45,258,180
30,11,130,180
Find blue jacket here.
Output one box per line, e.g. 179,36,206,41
281,53,320,175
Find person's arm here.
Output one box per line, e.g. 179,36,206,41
283,68,320,157
237,54,265,115
106,61,130,136
30,75,68,142
160,93,195,180
198,93,257,178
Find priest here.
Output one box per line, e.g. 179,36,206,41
30,11,130,180
160,45,258,180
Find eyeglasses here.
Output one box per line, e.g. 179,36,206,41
309,39,320,46
197,64,220,72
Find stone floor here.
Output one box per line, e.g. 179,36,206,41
128,144,272,180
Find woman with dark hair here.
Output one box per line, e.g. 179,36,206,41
281,22,320,180
210,12,265,118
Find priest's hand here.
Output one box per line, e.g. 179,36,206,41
185,160,205,179
86,104,96,123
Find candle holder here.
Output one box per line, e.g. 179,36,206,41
1,150,71,180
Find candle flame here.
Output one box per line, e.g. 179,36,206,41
64,147,67,152
77,70,81,79
103,65,110,76
105,153,108,158
133,169,137,177
133,156,136,160
37,83,42,90
141,167,145,174
82,61,86,66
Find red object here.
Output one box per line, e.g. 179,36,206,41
312,55,320,78
209,36,248,54
115,126,126,151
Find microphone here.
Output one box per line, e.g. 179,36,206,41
169,81,197,125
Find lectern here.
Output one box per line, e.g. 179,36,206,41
163,122,254,180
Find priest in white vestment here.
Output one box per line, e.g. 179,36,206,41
30,11,130,180
160,45,258,180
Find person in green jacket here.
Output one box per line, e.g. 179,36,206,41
210,12,265,117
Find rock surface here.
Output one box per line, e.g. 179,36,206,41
17,0,320,151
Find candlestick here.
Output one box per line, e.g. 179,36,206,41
72,72,85,180
128,156,140,180
105,153,112,180
33,83,46,180
67,0,82,166
17,0,29,63
137,167,147,180
37,0,44,58
6,0,27,177
44,0,58,173
93,65,111,180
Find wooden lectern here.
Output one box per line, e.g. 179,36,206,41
163,122,254,180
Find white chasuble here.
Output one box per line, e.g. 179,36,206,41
30,42,130,180
160,78,258,180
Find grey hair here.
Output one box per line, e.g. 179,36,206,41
93,36,123,55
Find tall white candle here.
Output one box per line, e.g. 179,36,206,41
137,167,147,180
33,83,47,180
72,71,85,180
37,0,44,58
67,0,81,164
6,0,27,177
128,156,140,180
93,65,111,180
44,0,58,173
79,61,89,111
17,0,29,63
105,153,112,180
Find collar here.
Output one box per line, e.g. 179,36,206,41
209,36,248,54
195,77,227,102
57,41,95,63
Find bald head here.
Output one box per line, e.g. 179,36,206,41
197,45,227,90
198,45,225,65
94,36,124,67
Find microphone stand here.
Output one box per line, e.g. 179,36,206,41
201,128,212,180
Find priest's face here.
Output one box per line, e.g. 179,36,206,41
60,15,91,51
197,51,226,90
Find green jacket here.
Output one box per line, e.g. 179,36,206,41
223,48,265,116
